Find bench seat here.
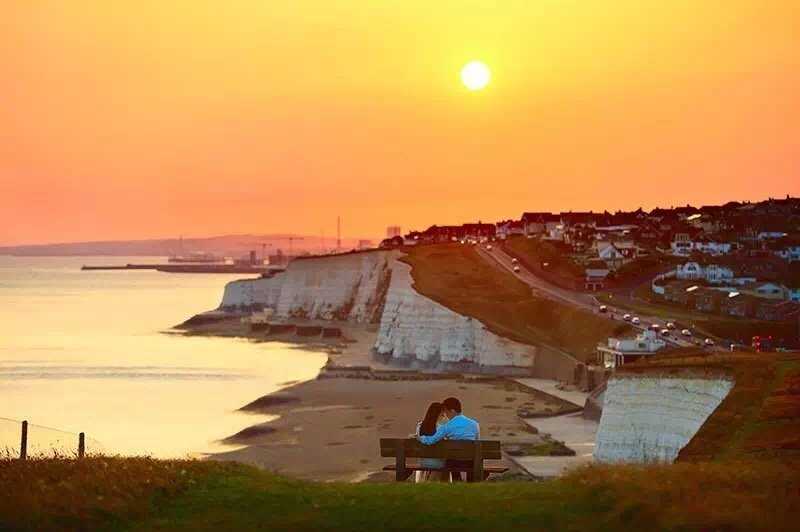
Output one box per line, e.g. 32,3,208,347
382,465,508,474
380,438,507,482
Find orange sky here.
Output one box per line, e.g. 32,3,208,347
2,1,798,245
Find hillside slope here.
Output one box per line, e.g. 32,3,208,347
401,244,629,362
2,458,798,531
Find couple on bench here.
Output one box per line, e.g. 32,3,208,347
414,397,480,482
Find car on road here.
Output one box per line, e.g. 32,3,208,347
599,305,608,313
704,338,715,347
666,322,676,329
681,329,692,336
511,257,519,264
513,266,521,273
660,328,670,336
623,314,632,321
486,245,493,251
649,323,661,331
631,317,641,325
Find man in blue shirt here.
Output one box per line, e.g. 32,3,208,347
418,397,480,481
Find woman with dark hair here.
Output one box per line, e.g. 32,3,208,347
414,402,448,482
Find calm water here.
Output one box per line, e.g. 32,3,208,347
0,256,326,457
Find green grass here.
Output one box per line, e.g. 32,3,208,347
4,354,800,531
504,237,584,278
3,458,799,531
402,244,629,362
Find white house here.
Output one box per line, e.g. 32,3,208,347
742,281,790,300
585,261,610,291
495,220,525,240
693,240,734,256
758,231,787,240
774,244,800,262
675,261,733,283
789,287,800,302
671,233,693,256
596,330,667,369
675,261,755,286
595,241,628,270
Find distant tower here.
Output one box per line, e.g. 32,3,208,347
386,226,402,238
337,216,341,251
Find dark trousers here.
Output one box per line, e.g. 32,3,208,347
445,460,474,482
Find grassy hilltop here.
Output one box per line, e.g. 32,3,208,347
2,456,799,531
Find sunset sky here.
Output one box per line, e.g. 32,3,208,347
2,1,798,245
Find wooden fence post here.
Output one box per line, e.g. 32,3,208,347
20,420,28,460
78,432,85,458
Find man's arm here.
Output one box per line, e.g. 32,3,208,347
418,421,450,445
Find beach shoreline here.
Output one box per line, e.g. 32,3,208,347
176,314,583,482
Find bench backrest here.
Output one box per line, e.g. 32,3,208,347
379,438,501,460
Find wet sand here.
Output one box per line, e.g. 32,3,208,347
175,314,397,370
211,377,574,482
179,314,578,481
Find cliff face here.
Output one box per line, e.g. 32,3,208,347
219,250,394,323
594,375,733,463
218,251,536,370
374,260,535,370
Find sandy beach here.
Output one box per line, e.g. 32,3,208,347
212,377,575,481
178,314,580,481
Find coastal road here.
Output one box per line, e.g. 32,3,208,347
476,245,701,350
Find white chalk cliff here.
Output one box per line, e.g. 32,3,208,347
374,260,535,369
594,375,733,463
220,251,393,323
218,250,535,369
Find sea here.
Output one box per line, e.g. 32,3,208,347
0,256,326,458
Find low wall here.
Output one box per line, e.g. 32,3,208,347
530,345,581,383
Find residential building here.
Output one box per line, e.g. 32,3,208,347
596,330,667,369
560,211,600,227
758,231,787,240
769,239,800,262
742,281,790,300
386,226,402,238
693,239,735,256
496,219,525,239
521,212,560,236
675,262,741,284
584,260,609,291
671,233,693,256
406,222,496,243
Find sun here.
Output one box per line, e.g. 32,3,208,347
461,60,490,91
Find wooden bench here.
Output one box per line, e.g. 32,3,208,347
379,438,508,482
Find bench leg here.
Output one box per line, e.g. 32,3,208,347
395,447,407,482
472,442,484,482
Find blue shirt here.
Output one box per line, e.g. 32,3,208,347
418,414,480,445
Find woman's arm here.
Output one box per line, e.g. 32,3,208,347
418,421,450,445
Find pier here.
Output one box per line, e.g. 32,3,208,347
81,263,275,274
